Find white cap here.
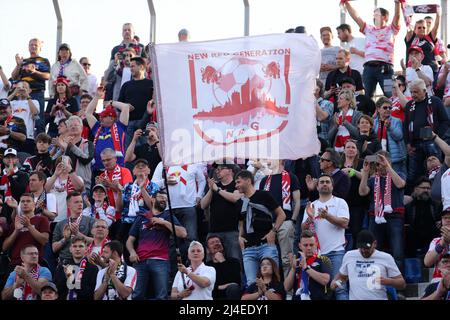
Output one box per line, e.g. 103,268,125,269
4,148,17,157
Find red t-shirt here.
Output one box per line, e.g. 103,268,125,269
7,215,50,266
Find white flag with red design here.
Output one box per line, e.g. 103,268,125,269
151,33,321,166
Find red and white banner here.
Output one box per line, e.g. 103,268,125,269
151,33,321,166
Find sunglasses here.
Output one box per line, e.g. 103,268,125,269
381,106,392,110
82,63,91,66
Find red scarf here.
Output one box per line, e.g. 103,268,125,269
87,238,109,256
0,168,16,198
263,171,291,211
377,120,388,151
374,173,392,224
93,123,123,158
91,201,109,219
335,109,353,152
15,265,40,300
101,165,123,208
295,254,318,300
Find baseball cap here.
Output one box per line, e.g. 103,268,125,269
41,282,58,293
4,148,17,157
59,43,71,51
92,184,107,193
0,98,10,109
54,76,70,87
99,105,117,118
356,230,376,249
134,158,149,167
408,46,424,55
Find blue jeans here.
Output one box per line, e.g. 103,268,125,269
407,140,440,188
132,259,170,300
324,250,349,300
174,207,198,263
369,214,404,272
363,64,394,98
30,91,45,135
242,243,279,286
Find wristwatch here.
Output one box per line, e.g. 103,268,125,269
215,187,222,194
415,68,421,72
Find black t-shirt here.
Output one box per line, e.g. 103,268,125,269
206,257,241,300
45,97,79,137
259,173,300,220
343,160,369,208
118,79,153,121
422,281,450,300
405,33,438,72
356,94,376,116
134,142,162,179
245,281,286,300
0,116,27,155
292,255,332,300
209,181,241,233
325,68,364,92
239,190,279,247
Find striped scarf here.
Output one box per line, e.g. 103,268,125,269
263,171,291,211
377,120,388,151
93,123,123,159
374,173,392,224
335,109,353,152
15,265,40,300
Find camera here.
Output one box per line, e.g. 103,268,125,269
365,155,378,163
142,129,150,136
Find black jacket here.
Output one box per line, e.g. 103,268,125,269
55,258,98,300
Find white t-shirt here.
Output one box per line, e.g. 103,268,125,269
87,74,98,97
341,37,366,74
95,264,137,300
362,24,399,64
10,99,38,139
320,46,340,83
340,249,402,300
441,167,450,211
0,80,10,99
47,175,83,222
405,65,434,97
302,196,349,254
120,67,132,88
172,263,216,300
152,162,206,209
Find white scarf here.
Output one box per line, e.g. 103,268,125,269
128,180,148,217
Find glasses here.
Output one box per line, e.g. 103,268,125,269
320,158,332,162
381,106,392,110
82,63,91,67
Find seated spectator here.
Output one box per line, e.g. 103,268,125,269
424,209,450,280
404,177,440,257
0,99,26,156
242,257,285,300
45,156,84,223
339,77,375,116
356,114,382,158
359,151,406,271
284,230,331,300
49,43,88,98
52,192,95,265
23,133,55,178
2,193,50,269
127,189,186,300
52,115,94,193
40,281,59,300
94,240,137,300
7,81,39,154
1,245,52,300
86,219,110,269
328,89,362,152
314,79,334,146
331,230,406,300
405,46,434,97
79,57,97,97
404,79,449,187
85,87,130,176
45,76,79,138
171,241,216,300
302,174,350,300
205,235,242,300
390,75,410,122
82,184,115,228
373,97,407,177
54,235,98,300
422,253,450,300
124,123,162,177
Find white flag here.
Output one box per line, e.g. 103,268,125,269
151,33,321,166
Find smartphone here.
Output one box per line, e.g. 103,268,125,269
420,127,433,140
62,155,70,166
365,155,378,163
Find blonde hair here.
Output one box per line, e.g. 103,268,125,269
339,89,356,109
188,241,204,255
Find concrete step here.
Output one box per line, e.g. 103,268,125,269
400,282,430,298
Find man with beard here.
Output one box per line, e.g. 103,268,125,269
331,230,406,300
405,177,440,257
126,190,187,300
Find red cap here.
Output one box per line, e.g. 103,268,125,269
99,105,117,118
408,46,423,55
54,76,70,87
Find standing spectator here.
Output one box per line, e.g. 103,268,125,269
0,99,26,156
118,57,153,150
1,245,52,300
339,77,376,116
49,119,69,159
404,46,434,97
124,123,162,177
178,28,190,42
10,38,50,134
437,61,450,108
105,48,137,101
355,115,382,159
359,151,406,270
331,230,406,300
54,236,98,300
328,89,362,152
404,79,449,186
235,170,286,286
52,192,95,264
343,0,401,98
390,75,410,122
301,174,350,300
22,133,55,178
79,57,97,97
110,23,146,62
205,235,242,300
0,148,29,208
85,87,130,175
373,96,407,177
336,24,365,74
2,193,50,268
200,163,242,261
94,240,137,300
85,219,110,269
126,190,187,300
0,65,11,99
422,253,450,300
284,230,331,300
260,160,301,279
28,171,57,221
424,209,450,280
45,76,79,138
319,27,340,84
314,79,334,146
49,43,88,99
242,257,285,300
82,185,116,228
8,81,39,154
76,94,93,140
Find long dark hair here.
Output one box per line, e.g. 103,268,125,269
256,257,280,283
